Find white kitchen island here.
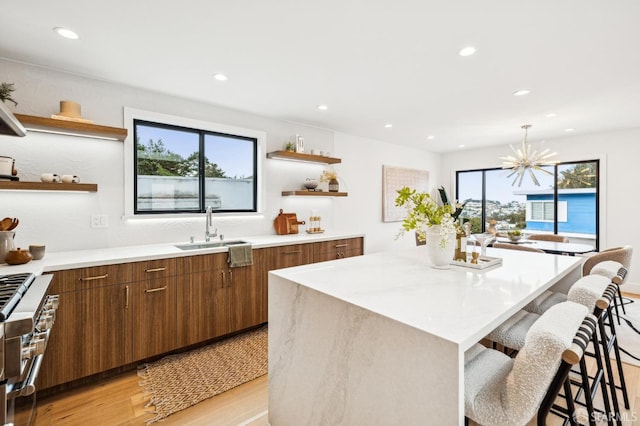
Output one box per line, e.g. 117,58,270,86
268,246,583,426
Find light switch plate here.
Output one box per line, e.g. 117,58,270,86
91,214,108,228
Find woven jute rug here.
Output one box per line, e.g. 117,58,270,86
138,326,268,424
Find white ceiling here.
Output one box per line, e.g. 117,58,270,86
1,1,639,152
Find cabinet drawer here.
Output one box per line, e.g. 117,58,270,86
265,243,313,270
46,264,133,292
132,258,177,281
177,252,229,274
314,238,363,256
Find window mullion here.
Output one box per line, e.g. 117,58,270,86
199,132,206,212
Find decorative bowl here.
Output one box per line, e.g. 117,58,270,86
508,235,522,242
303,179,319,190
4,247,33,265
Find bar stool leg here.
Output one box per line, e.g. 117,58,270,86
606,307,630,409
588,325,614,426
616,286,627,315
597,315,623,426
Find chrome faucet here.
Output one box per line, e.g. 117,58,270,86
205,206,217,242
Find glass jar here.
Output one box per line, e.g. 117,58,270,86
328,178,339,192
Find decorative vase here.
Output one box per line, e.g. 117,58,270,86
425,225,455,269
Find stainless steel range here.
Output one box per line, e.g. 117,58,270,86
0,272,58,426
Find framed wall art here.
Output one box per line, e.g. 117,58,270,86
382,165,429,222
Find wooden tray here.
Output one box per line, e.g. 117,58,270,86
450,256,502,270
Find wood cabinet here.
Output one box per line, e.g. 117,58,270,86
313,237,364,262
38,236,361,390
131,259,178,360
176,250,264,347
38,264,133,390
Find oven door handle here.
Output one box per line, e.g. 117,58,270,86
6,354,43,399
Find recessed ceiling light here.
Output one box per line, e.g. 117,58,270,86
53,27,79,40
317,104,328,111
213,73,228,81
426,135,435,140
384,124,393,128
513,89,531,96
545,113,558,118
458,144,465,148
458,46,476,57
564,128,575,132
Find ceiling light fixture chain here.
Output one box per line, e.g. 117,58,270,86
500,124,557,187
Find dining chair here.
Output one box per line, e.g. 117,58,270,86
527,234,570,243
464,301,590,426
492,242,545,253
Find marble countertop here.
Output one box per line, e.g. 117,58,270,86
0,232,364,275
269,246,582,351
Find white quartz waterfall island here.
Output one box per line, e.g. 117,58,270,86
268,247,582,425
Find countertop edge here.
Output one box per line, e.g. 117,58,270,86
0,232,365,275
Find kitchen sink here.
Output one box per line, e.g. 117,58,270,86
175,240,248,250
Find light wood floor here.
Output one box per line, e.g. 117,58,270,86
32,357,640,425
33,295,640,426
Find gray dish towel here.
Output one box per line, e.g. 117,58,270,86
228,244,253,267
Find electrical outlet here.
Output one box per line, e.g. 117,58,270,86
91,214,109,229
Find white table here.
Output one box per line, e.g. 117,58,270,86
495,237,595,255
268,247,583,425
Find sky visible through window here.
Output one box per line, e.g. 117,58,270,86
457,167,554,204
136,126,253,178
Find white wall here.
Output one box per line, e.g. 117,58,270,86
333,132,441,254
0,59,335,250
439,127,640,288
0,59,440,256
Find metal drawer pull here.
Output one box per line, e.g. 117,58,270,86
334,244,348,248
284,250,302,255
79,274,109,282
125,285,130,308
145,267,167,273
145,287,167,293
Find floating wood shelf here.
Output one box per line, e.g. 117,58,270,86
267,151,341,164
14,114,128,141
0,181,98,192
281,191,348,197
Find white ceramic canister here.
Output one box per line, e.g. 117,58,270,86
0,231,16,263
0,156,14,176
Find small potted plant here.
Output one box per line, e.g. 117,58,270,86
0,83,18,106
284,141,295,152
507,229,522,242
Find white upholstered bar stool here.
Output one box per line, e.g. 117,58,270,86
569,273,631,415
590,259,629,324
583,246,632,321
565,275,619,425
464,301,589,426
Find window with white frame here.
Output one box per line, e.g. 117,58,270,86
526,201,567,222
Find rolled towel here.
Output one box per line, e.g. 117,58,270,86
568,274,611,311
